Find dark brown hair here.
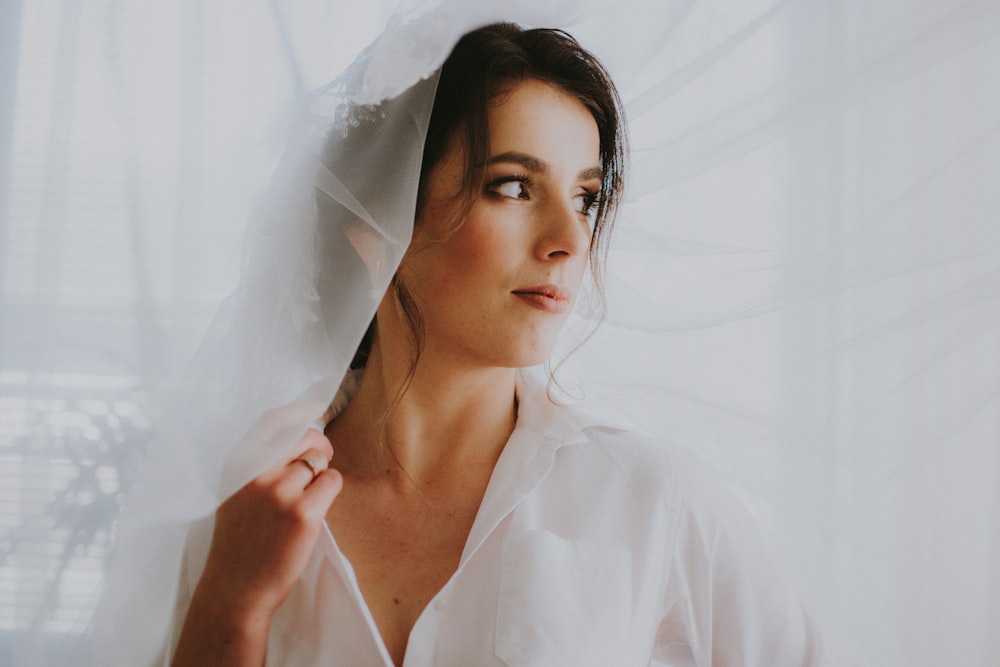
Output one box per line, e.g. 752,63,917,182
418,22,627,275
359,22,628,378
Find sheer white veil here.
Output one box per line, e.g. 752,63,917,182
90,4,588,665
3,1,998,665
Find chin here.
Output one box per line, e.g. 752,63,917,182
502,336,561,369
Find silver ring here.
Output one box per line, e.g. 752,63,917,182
296,456,322,476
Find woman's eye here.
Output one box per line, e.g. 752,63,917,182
493,180,529,200
574,191,599,216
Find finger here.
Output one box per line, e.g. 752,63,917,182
257,429,332,484
297,468,343,520
275,446,332,496
221,403,327,496
287,427,334,462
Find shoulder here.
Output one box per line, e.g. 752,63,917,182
555,399,772,560
530,394,832,664
562,401,725,508
514,369,743,521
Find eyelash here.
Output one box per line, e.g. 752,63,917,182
485,173,601,220
486,173,533,200
579,190,600,216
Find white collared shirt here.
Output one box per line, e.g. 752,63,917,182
185,369,827,666
254,374,823,667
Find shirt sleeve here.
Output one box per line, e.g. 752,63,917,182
651,452,830,666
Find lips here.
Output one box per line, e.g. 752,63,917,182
511,284,571,313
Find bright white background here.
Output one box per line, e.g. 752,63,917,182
1,1,998,665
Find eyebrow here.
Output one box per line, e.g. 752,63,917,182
488,151,603,182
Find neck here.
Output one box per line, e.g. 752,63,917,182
328,337,518,489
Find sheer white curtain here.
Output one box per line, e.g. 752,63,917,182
566,3,1000,664
0,2,395,663
1,1,997,665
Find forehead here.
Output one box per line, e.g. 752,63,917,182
487,79,600,168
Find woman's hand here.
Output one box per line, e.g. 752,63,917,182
172,410,342,666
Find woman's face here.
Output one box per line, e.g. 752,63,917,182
398,78,601,369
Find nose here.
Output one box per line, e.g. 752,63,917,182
535,196,591,261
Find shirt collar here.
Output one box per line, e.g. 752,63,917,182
321,365,638,568
513,366,640,446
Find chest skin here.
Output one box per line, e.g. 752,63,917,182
325,467,492,667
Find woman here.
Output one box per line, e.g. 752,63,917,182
3,2,993,664
165,23,825,666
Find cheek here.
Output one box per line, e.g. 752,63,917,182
447,215,515,272
403,223,505,304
